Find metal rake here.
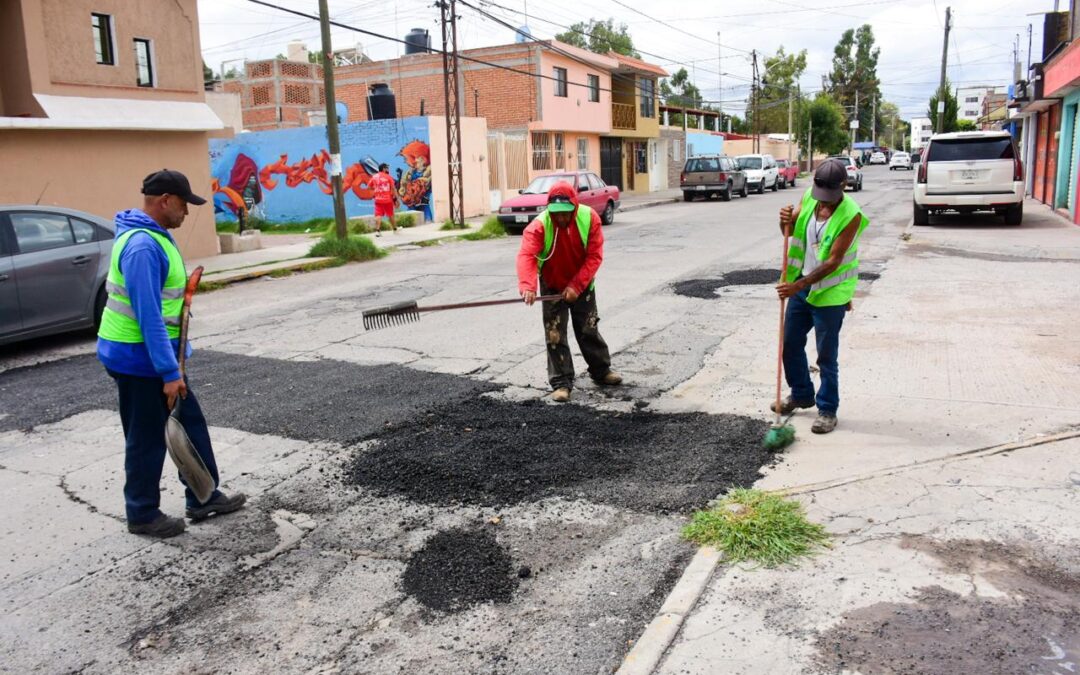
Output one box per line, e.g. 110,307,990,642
362,294,562,331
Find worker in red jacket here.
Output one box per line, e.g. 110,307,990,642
517,181,622,402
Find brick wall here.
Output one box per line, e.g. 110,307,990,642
660,128,685,188
231,59,325,131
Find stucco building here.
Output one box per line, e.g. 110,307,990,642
0,0,223,257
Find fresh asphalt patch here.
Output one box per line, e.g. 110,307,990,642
672,268,783,299
402,526,519,613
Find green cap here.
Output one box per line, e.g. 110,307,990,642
547,195,575,213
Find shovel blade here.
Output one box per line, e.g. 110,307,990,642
165,412,215,505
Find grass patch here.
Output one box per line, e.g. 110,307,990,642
460,217,506,241
217,216,338,235
415,238,447,248
682,488,829,567
196,280,228,293
309,233,387,262
440,218,468,231
266,258,346,279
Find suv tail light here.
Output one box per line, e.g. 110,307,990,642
719,172,728,183
680,171,687,185
1013,156,1023,182
917,159,928,184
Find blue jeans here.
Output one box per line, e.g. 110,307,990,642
782,288,847,416
107,369,221,524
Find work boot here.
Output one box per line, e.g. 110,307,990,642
375,230,382,237
811,414,838,434
550,388,571,403
128,513,186,538
770,396,815,415
186,491,248,522
592,371,623,386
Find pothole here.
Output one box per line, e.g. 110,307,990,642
672,269,782,298
345,397,775,513
858,271,880,281
402,527,518,613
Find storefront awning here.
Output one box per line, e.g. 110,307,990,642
0,94,224,131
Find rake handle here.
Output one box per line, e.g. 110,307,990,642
776,232,790,426
416,294,562,313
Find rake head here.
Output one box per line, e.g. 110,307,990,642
363,300,421,330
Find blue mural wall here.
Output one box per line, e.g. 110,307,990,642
209,117,433,223
685,131,724,157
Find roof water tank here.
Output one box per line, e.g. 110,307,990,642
368,83,396,120
515,25,533,43
404,28,430,55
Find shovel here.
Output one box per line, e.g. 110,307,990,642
164,266,215,505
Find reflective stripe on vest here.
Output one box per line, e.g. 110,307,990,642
785,187,869,307
537,205,596,290
98,228,187,343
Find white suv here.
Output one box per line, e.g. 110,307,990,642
737,154,779,194
914,131,1024,225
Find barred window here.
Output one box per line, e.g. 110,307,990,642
531,132,551,171
553,67,567,97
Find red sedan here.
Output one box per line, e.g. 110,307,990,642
497,171,620,234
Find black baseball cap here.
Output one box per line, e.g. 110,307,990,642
142,169,207,205
811,160,848,203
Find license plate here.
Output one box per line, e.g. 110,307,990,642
695,185,708,191
961,170,979,181
515,215,529,223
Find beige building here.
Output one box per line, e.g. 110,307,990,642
0,0,223,257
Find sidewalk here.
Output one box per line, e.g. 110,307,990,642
622,199,1080,674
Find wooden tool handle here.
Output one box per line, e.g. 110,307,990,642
418,294,562,313
176,266,204,377
775,234,790,424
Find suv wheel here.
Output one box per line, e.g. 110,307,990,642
683,191,694,202
913,202,929,226
740,182,749,198
1004,202,1023,226
721,184,732,201
757,181,765,195
770,177,778,192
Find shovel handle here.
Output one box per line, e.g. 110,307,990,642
176,266,204,377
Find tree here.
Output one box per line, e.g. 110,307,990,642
202,60,214,83
928,80,959,133
748,46,807,134
878,101,908,148
555,18,640,58
660,67,712,127
827,25,881,143
956,119,977,131
799,93,848,157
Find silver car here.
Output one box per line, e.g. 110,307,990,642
1,205,114,346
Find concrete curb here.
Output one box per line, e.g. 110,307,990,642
620,197,681,213
200,256,335,285
616,546,722,675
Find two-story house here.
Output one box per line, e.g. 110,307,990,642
0,0,223,257
605,53,667,194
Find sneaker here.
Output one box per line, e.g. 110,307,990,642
186,491,248,522
770,396,815,415
811,414,838,434
550,388,571,403
593,371,623,386
128,513,186,538
375,230,382,237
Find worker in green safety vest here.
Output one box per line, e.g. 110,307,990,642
97,170,246,538
773,159,869,434
516,181,623,403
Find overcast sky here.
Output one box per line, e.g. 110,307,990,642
198,0,1056,121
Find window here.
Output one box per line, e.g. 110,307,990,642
965,96,979,103
686,158,719,172
554,133,565,170
672,141,681,163
588,74,600,102
71,219,97,244
577,138,589,170
531,132,551,170
634,142,647,173
965,109,978,117
11,213,75,254
553,67,567,97
587,173,605,191
926,137,1015,161
91,13,114,65
577,174,590,193
133,38,153,87
639,79,655,118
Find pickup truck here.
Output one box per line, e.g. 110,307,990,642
776,159,798,189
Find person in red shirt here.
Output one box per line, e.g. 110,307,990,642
517,181,622,402
369,163,399,236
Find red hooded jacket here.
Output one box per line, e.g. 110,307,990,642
516,181,604,294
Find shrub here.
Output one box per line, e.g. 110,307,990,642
460,217,507,241
309,234,387,262
440,218,468,231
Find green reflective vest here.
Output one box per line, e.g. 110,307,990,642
98,229,186,343
537,205,596,290
785,188,869,307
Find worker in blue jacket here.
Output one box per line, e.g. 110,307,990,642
97,170,245,538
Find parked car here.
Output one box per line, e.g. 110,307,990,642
869,151,887,165
889,152,913,171
680,155,748,201
913,131,1024,226
775,159,798,189
737,154,780,193
826,155,864,191
497,171,620,233
1,205,114,346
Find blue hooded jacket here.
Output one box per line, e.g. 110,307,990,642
96,209,191,382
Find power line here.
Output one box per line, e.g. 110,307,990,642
607,0,753,54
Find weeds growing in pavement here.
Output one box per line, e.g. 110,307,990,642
682,488,829,567
309,234,387,262
217,216,336,234
460,217,506,241
440,218,468,231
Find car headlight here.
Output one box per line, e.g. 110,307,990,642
500,207,512,214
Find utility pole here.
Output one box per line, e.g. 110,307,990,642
318,0,348,239
871,94,877,146
751,50,759,153
717,32,722,132
439,0,464,227
808,116,813,173
851,90,859,153
787,94,793,164
937,6,952,133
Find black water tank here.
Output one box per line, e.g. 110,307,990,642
368,83,397,120
404,28,430,55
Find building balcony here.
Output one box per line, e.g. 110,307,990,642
612,102,636,130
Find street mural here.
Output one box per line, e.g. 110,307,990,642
209,117,433,223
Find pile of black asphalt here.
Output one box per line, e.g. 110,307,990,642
402,526,519,612
672,269,783,299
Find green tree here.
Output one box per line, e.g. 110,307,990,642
202,60,214,83
800,93,848,157
827,25,881,142
555,18,640,58
928,80,959,132
748,46,807,134
661,67,712,127
956,119,977,131
878,101,908,148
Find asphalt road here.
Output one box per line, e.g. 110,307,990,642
0,166,916,674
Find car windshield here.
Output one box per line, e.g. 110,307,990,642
521,175,576,194
685,158,720,172
829,157,853,167
927,137,1015,161
738,157,762,170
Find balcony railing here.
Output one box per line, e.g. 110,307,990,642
612,102,636,130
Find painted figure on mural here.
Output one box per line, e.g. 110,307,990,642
398,140,433,222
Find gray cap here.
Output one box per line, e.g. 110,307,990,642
811,159,847,203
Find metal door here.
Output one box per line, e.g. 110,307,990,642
1034,110,1048,203
1047,103,1062,207
0,218,20,337
600,137,623,190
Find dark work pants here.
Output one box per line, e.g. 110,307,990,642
540,282,613,390
782,288,847,416
106,370,221,524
